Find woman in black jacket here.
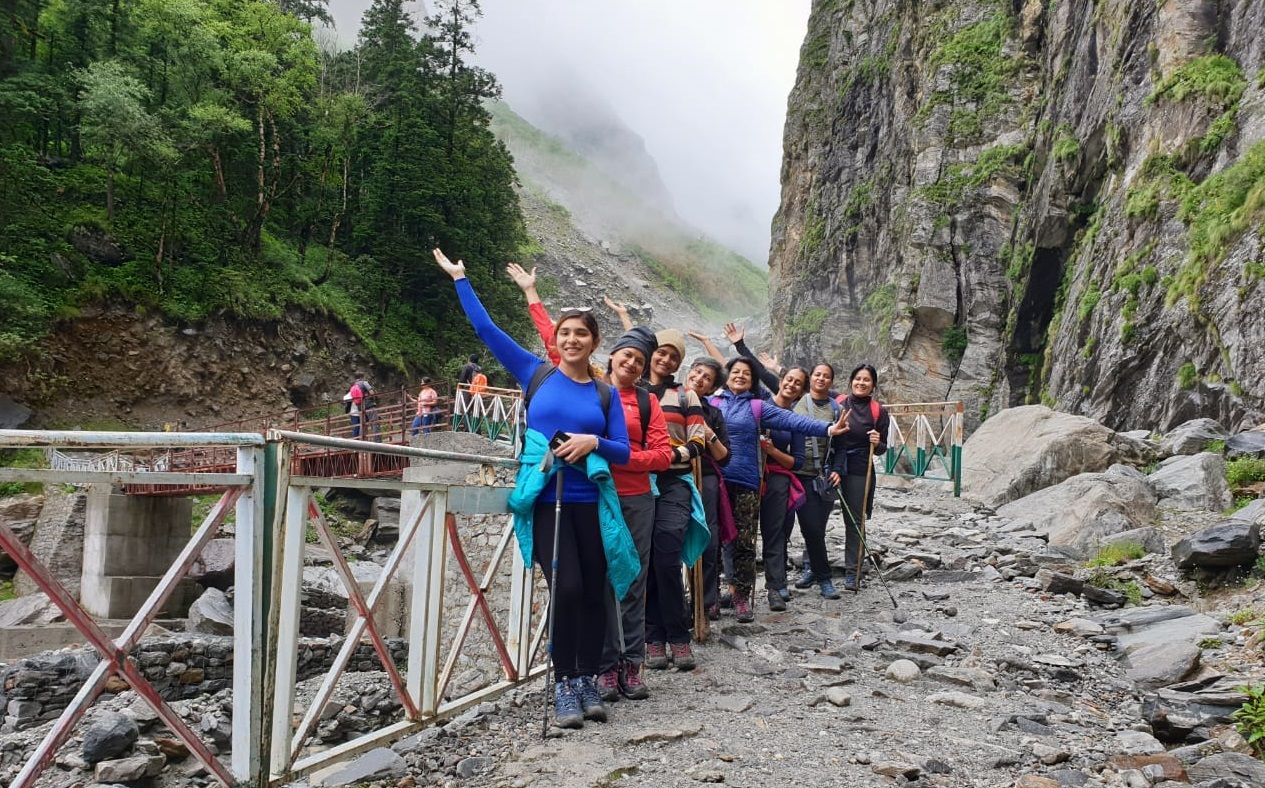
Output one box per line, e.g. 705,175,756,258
827,364,890,591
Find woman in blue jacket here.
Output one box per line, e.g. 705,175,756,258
435,249,630,729
712,357,848,622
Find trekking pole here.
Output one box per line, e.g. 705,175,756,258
856,443,875,590
833,483,898,609
542,463,564,737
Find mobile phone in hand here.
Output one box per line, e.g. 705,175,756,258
549,430,572,453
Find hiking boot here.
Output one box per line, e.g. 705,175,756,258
719,590,733,609
706,603,720,621
570,676,607,722
670,642,697,671
553,680,583,729
619,661,650,700
734,595,755,623
595,668,621,702
645,642,670,670
794,568,815,589
767,588,787,612
820,579,842,600
778,587,791,602
842,576,860,592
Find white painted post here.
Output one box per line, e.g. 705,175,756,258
406,489,448,715
506,547,535,678
232,446,267,783
269,486,310,778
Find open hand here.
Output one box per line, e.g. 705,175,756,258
433,248,466,280
603,296,629,315
506,262,536,290
757,351,781,373
686,329,710,343
723,321,744,345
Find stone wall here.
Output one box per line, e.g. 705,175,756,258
0,636,408,733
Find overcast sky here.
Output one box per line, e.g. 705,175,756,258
326,1,812,263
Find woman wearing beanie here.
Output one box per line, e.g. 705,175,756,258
793,364,845,599
685,356,731,620
435,249,634,730
643,327,708,671
597,327,674,702
712,357,849,622
828,364,890,591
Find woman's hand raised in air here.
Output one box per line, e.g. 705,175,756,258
826,406,851,437
433,248,466,280
506,262,536,291
723,321,744,346
603,296,633,331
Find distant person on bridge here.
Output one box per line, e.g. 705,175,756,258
344,372,374,439
435,248,635,731
459,354,481,386
408,378,440,437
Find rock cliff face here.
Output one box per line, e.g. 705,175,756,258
771,0,1265,432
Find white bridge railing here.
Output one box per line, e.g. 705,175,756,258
0,428,541,787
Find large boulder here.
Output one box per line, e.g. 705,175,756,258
962,406,1152,507
0,395,32,429
1226,430,1265,459
187,587,234,635
1187,752,1265,785
1171,520,1261,570
995,472,1158,558
14,488,88,598
1095,607,1221,690
0,592,64,627
1231,498,1265,526
188,538,236,590
0,493,42,574
1160,418,1228,456
369,497,401,542
1147,453,1232,511
81,711,139,764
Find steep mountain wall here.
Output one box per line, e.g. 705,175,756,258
770,0,1265,432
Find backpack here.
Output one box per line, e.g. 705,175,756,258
523,364,614,441
469,372,488,394
631,385,652,449
343,381,370,413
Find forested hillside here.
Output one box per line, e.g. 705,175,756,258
0,0,530,376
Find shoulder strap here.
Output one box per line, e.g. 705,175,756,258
594,378,613,437
750,397,763,424
635,386,651,449
523,364,558,418
870,399,880,423
709,395,721,408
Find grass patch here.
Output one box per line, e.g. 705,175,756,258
1077,284,1101,322
787,307,829,340
0,578,15,602
1226,457,1265,487
1228,608,1260,626
921,11,1020,143
1085,541,1145,567
920,144,1028,211
1150,54,1247,108
1053,124,1080,162
1086,570,1143,605
1207,439,1227,454
1178,362,1199,390
942,324,968,365
1198,637,1224,649
0,448,47,497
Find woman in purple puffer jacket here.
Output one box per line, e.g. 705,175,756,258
710,357,848,622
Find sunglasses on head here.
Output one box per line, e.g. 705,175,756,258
558,306,593,315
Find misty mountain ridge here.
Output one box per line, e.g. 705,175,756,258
489,99,767,318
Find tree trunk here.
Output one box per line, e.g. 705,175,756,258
106,167,115,223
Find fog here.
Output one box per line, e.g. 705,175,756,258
326,1,811,264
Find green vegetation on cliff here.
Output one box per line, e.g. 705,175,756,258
0,0,531,372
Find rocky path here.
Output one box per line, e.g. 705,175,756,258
330,482,1261,788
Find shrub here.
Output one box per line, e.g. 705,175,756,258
942,325,968,365
1085,542,1146,567
1086,570,1142,605
1226,457,1265,487
0,448,46,497
1228,608,1260,626
1178,362,1199,390
1233,684,1265,757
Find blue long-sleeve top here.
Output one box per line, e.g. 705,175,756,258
454,277,630,502
763,395,806,473
712,389,828,491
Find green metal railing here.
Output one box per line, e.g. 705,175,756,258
878,401,965,497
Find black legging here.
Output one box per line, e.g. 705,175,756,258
795,480,835,581
532,501,608,680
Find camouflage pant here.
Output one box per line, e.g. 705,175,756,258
727,486,762,597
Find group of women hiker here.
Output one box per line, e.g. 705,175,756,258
433,249,891,730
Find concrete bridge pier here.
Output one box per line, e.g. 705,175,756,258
80,486,198,619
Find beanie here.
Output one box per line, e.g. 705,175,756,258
655,328,687,360
610,326,658,365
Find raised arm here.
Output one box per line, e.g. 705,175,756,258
687,330,727,364
436,249,541,387
762,399,851,439
506,263,559,364
724,321,779,393
603,296,634,332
